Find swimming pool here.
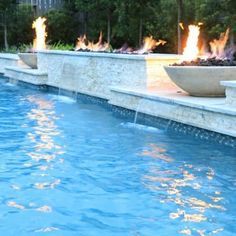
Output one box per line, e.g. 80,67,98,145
0,79,235,235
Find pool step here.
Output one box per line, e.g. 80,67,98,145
221,81,236,107
4,66,48,85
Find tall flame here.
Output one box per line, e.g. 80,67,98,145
32,17,47,51
182,25,200,61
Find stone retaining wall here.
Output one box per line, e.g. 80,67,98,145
37,50,180,99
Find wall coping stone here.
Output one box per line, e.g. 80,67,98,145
5,66,48,76
38,50,181,61
221,80,236,88
0,53,19,60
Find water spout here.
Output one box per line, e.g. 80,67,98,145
134,99,143,124
56,57,77,103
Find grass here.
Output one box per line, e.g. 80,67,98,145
0,42,74,53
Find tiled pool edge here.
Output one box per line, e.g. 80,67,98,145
111,106,236,148
3,76,236,149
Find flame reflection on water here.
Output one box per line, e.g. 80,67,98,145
25,95,64,163
7,95,65,232
139,143,226,235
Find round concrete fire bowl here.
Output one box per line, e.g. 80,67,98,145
18,53,37,69
164,66,236,97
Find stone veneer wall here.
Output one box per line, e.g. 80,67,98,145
0,54,19,73
37,50,180,99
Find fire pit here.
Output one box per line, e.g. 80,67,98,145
18,52,38,69
165,65,236,96
165,26,236,97
75,33,166,54
19,17,47,69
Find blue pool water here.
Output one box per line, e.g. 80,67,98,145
0,80,235,236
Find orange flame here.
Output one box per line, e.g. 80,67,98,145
76,32,110,52
179,25,234,62
75,35,87,51
32,17,47,51
209,28,230,59
182,25,200,61
179,22,184,30
114,36,166,54
136,36,166,54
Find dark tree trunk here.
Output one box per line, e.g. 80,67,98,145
230,31,234,47
3,13,8,50
84,12,88,35
138,17,143,47
177,0,183,54
107,10,111,44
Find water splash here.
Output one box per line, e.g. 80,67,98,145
121,122,162,133
49,94,76,104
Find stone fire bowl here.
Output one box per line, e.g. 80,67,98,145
18,53,37,69
164,66,236,97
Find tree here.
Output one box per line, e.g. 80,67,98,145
74,0,116,44
13,4,35,46
126,0,158,46
1,0,236,54
45,9,79,44
146,0,178,53
195,0,233,40
113,0,161,48
222,0,236,45
0,0,15,49
75,0,98,36
177,0,183,54
99,0,116,44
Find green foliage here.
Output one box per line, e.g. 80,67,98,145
0,45,18,53
48,41,74,50
194,0,236,44
0,0,15,11
12,5,35,45
0,43,32,53
147,0,178,52
0,4,34,48
0,42,73,53
74,0,115,41
1,0,236,53
17,43,33,52
44,9,79,44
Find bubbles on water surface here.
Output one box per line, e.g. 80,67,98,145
120,122,163,133
49,94,76,104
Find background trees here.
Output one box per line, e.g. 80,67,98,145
0,0,16,49
0,0,236,53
